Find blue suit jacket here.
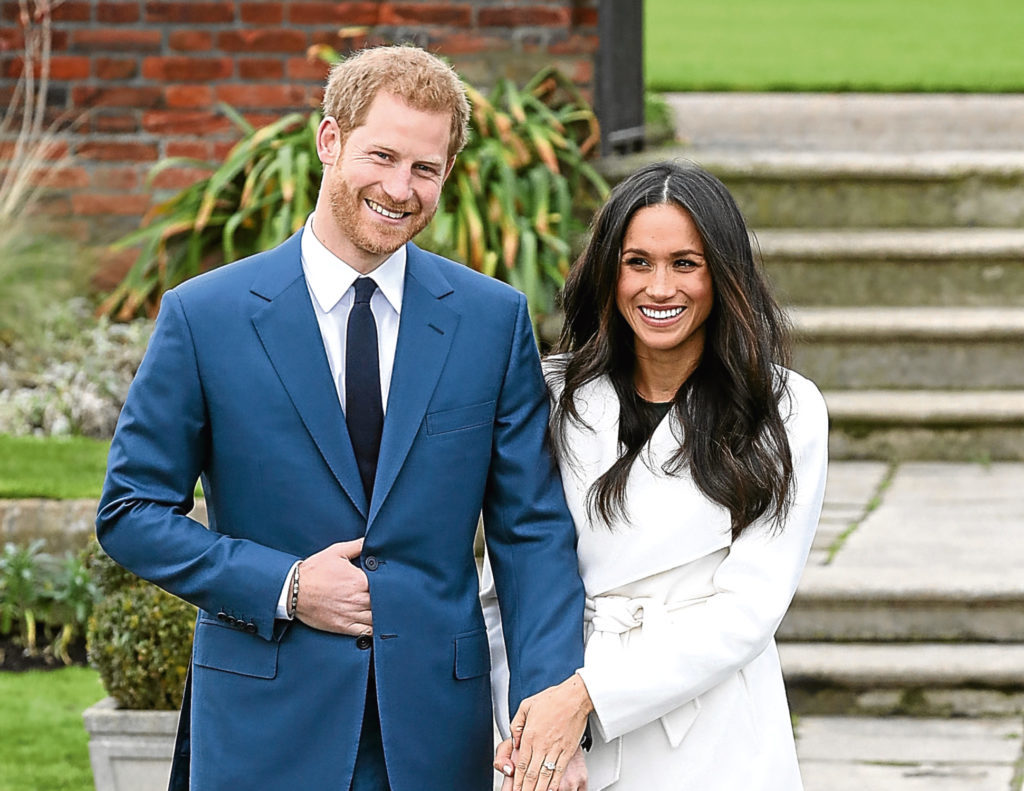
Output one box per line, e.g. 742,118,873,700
96,232,585,790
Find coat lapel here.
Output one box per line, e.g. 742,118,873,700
250,232,368,517
369,245,458,525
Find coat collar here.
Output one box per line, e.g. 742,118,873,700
249,233,458,524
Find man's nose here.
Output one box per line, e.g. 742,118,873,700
381,166,413,203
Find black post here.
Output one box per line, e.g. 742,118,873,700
596,0,645,156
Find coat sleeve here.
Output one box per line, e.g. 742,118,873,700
576,376,829,740
481,294,586,716
95,290,299,641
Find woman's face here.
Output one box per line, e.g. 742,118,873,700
615,202,714,368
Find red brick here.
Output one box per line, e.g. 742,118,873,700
380,3,471,26
146,2,235,24
215,83,306,108
477,7,571,27
548,33,599,55
242,112,284,129
90,110,140,133
77,141,158,162
241,2,284,24
94,57,138,80
72,192,151,215
165,85,214,108
73,30,162,52
572,6,598,27
151,165,215,190
142,57,234,82
238,57,284,80
97,3,141,23
217,29,307,53
32,194,73,216
308,29,374,49
49,55,92,80
73,85,163,108
25,164,90,188
285,55,330,82
90,166,139,190
142,110,233,135
382,2,473,27
0,28,24,51
92,248,139,292
430,32,508,55
52,2,92,22
166,140,213,160
213,140,237,159
288,2,380,25
168,30,214,52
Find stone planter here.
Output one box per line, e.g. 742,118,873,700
82,697,178,791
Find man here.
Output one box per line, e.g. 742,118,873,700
97,46,585,791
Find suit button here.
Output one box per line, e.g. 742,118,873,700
226,616,238,626
364,556,379,571
216,612,228,622
356,634,372,650
245,622,257,634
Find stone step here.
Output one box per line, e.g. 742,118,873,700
598,150,1024,228
758,228,1024,307
822,390,1024,460
663,93,1024,153
779,569,1024,643
790,307,1024,390
779,642,1024,717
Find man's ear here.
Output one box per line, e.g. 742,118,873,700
317,116,343,166
442,155,457,183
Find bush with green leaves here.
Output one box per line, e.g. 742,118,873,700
0,540,97,664
100,57,608,333
86,546,196,710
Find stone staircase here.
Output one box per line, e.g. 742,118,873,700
600,94,1024,717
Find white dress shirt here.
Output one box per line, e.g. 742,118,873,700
276,216,406,617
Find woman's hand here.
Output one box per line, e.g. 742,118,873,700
495,740,588,791
505,673,593,791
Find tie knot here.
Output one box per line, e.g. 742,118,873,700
353,277,378,305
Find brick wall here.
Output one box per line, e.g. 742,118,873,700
0,0,599,256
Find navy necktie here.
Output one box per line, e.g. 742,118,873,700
346,277,383,501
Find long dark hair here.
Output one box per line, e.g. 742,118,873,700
549,161,794,539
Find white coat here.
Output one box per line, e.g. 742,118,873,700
482,365,829,791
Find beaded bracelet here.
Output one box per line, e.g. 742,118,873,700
288,562,301,620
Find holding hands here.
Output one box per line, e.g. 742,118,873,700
494,673,593,791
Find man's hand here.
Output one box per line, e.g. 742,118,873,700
506,673,593,791
293,539,372,635
496,740,587,791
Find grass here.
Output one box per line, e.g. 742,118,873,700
645,0,1024,92
0,666,104,791
0,435,111,499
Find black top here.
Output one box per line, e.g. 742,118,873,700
642,399,673,422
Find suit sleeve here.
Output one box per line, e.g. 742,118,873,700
577,377,829,740
481,294,586,716
96,291,299,640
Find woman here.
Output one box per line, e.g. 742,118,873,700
484,161,828,791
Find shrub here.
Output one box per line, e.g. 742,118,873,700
86,546,195,710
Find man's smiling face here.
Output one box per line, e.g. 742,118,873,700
322,91,453,272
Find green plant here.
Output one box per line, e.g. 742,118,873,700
0,539,48,654
100,54,608,331
42,550,97,665
86,546,196,710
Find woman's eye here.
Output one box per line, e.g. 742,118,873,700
624,257,648,268
674,259,698,269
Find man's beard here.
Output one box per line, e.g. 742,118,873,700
328,177,435,260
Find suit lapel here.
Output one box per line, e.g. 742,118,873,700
370,245,458,525
250,232,368,517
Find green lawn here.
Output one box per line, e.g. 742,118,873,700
0,667,104,791
0,435,110,499
645,0,1024,92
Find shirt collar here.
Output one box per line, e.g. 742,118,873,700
300,214,406,315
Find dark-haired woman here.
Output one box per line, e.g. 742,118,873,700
485,161,828,791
